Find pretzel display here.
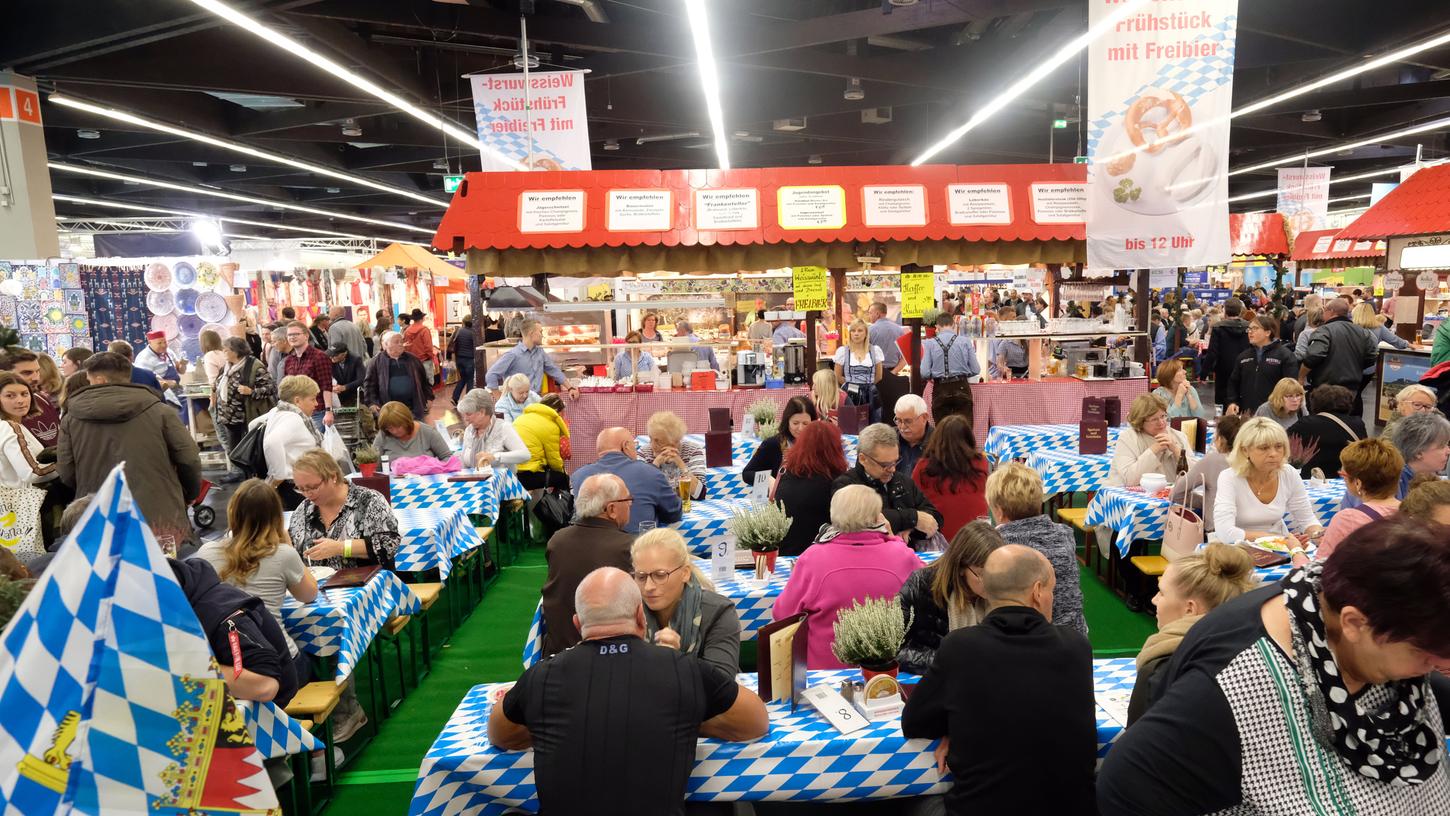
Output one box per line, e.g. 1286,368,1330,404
1123,91,1192,155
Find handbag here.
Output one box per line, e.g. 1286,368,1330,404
228,418,270,478
533,480,575,535
0,484,46,563
1162,473,1205,563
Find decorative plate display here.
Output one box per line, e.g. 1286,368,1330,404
175,288,200,315
69,316,87,333
42,306,67,334
196,262,220,288
145,263,172,292
195,292,228,323
202,322,229,339
150,312,179,339
180,335,203,360
173,261,197,286
147,290,175,316
178,314,206,338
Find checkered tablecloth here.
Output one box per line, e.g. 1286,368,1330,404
1024,449,1115,495
1086,480,1346,558
282,570,422,684
408,658,1139,816
985,423,1127,461
394,505,487,581
239,700,323,759
388,468,530,521
673,497,752,558
694,433,858,502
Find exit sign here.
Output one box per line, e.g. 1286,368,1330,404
1053,118,1068,129
443,174,465,193
1073,156,1088,164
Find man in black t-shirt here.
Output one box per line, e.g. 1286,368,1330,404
488,567,767,815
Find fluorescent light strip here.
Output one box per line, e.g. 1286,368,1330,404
181,0,526,171
683,0,729,170
911,0,1150,166
1225,166,1402,203
1229,117,1450,177
50,95,446,208
49,162,434,235
1327,192,1371,203
53,194,410,242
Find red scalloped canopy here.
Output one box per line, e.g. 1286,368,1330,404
1290,229,1385,262
1337,163,1450,239
431,163,1086,252
1228,212,1289,257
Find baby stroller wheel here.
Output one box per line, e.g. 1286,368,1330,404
193,504,216,529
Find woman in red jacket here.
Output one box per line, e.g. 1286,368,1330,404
911,413,990,541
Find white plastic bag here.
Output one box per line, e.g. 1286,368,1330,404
323,426,355,475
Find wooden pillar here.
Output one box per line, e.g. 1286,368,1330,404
831,268,847,330
908,318,923,395
804,310,818,372
1133,268,1151,363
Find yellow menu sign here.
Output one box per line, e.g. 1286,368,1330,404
792,266,829,311
900,271,935,319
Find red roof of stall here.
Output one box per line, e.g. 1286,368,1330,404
1229,212,1290,256
1337,163,1450,239
431,163,1086,252
1290,229,1386,262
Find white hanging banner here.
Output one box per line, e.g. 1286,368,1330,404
1086,1,1239,270
470,71,592,171
1276,166,1331,237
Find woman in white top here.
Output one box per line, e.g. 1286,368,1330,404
199,329,228,383
0,372,55,490
1213,417,1323,547
457,389,530,469
251,374,322,510
1105,393,1195,487
832,318,884,421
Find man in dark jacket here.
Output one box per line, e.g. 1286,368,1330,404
1302,297,1378,412
539,473,636,656
831,423,942,544
362,331,432,420
170,557,300,706
1201,297,1251,411
902,544,1096,816
58,353,201,556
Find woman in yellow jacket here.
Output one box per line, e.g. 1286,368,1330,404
512,393,570,491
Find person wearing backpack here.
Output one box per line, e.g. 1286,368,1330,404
213,336,277,483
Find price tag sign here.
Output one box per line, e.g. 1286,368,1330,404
792,266,829,311
751,471,773,507
900,271,936,319
711,537,735,583
803,685,869,734
1384,272,1404,292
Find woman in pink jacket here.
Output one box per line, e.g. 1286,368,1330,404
772,484,924,669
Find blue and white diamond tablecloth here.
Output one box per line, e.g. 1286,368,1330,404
393,506,487,581
388,468,529,521
239,700,323,759
673,497,751,559
985,423,1127,461
636,433,858,469
408,658,1139,816
1086,480,1345,558
282,570,422,684
521,551,943,667
1024,449,1114,495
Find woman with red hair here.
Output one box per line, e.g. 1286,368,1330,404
774,421,849,556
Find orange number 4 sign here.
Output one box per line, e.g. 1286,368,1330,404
14,89,40,124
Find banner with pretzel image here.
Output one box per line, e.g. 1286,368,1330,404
1086,0,1239,270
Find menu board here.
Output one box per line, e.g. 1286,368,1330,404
947,183,1012,225
694,188,759,230
900,271,935,319
1029,182,1086,224
778,185,847,230
519,190,585,233
861,185,926,227
791,266,829,311
607,189,672,232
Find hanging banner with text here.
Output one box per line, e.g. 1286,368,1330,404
1086,0,1239,270
1276,166,1331,238
470,71,592,171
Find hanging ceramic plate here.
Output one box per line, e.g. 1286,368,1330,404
196,261,218,285
147,289,175,316
178,314,206,338
145,263,172,292
175,288,200,315
173,261,197,286
150,312,179,339
195,292,228,323
180,335,203,360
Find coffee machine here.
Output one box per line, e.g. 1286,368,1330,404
781,341,807,384
736,350,767,387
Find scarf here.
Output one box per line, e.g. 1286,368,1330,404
276,400,323,446
1135,613,1202,670
1282,562,1442,785
646,573,705,656
946,596,985,632
217,360,239,403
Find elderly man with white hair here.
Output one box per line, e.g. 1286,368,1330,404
490,567,767,815
362,330,432,420
457,389,530,469
538,474,636,656
893,393,934,475
832,422,942,546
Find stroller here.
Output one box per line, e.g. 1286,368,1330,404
190,479,217,529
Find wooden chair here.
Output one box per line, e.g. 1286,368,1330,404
284,682,345,814
409,583,444,674
372,615,415,716
1129,554,1170,610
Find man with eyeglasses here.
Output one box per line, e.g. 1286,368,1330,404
570,427,682,533
283,320,337,433
539,474,637,657
832,422,942,545
893,394,935,476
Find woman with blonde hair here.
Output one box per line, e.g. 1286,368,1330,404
1105,393,1194,487
896,520,1005,673
1126,543,1256,723
1254,377,1307,430
637,410,708,501
1400,473,1450,526
832,318,884,422
287,449,398,570
253,374,322,509
810,368,843,424
496,371,540,422
630,528,740,676
34,354,63,401
1213,417,1323,546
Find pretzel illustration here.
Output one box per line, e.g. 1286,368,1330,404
1124,91,1192,155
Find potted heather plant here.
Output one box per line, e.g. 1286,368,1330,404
729,500,791,574
747,398,779,439
353,444,380,477
831,596,913,682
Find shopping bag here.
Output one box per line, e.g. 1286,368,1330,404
323,426,355,475
0,485,46,563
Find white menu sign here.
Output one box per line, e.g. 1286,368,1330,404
694,188,759,230
519,191,585,233
778,185,847,230
607,189,672,231
861,185,926,227
710,537,735,583
1029,183,1086,224
947,183,1012,225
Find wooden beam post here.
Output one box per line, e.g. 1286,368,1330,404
1134,268,1151,363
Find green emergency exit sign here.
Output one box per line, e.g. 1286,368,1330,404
443,174,465,193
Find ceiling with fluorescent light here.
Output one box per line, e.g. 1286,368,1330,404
3,0,1450,244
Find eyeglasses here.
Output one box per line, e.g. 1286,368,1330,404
294,479,325,494
1404,401,1436,412
631,564,685,585
608,496,634,506
893,414,922,426
861,451,899,471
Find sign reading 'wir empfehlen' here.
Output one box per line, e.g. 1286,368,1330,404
861,185,926,227
947,183,1012,225
694,189,759,230
519,191,585,233
607,190,672,232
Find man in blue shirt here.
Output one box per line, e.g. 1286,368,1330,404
867,302,907,373
672,320,719,371
921,312,980,424
484,319,579,397
770,318,806,349
989,306,1029,380
106,340,164,395
571,427,682,533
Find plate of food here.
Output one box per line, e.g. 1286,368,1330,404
309,565,336,582
1247,535,1292,553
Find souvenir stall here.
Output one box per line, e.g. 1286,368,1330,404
1225,212,1292,298
353,242,471,355
0,261,89,355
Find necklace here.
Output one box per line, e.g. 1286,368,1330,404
1248,471,1278,504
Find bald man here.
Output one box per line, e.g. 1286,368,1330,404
1301,294,1380,410
539,474,637,656
490,568,766,814
902,545,1095,816
570,427,681,532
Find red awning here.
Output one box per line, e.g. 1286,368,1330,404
1337,163,1450,239
431,163,1086,252
1229,212,1290,257
1290,229,1386,262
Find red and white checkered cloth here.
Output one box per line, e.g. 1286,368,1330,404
924,377,1150,446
